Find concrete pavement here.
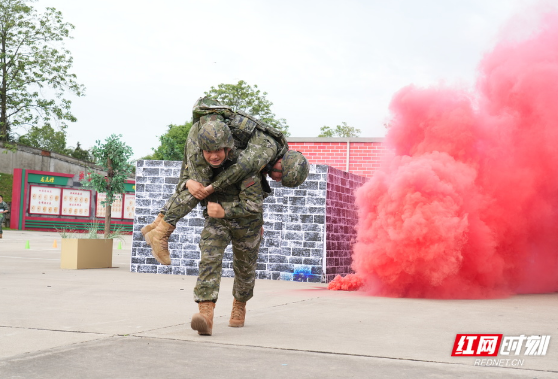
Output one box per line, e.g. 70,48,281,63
0,230,557,378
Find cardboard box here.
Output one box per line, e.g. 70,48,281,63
60,239,113,269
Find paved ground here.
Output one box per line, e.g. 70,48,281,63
0,230,557,378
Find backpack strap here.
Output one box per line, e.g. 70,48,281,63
227,111,288,161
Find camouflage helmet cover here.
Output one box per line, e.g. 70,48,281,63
198,120,234,152
280,150,309,187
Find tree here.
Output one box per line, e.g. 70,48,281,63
68,141,92,162
205,80,290,136
80,134,133,237
319,122,361,138
143,121,192,161
17,124,67,153
0,0,85,142
17,124,92,161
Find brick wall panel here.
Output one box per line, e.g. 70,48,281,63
133,161,328,283
324,166,367,282
133,159,367,284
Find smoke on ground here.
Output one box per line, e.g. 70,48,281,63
329,8,558,298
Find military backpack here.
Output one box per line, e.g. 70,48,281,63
192,97,289,161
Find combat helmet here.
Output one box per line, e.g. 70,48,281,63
198,120,234,152
280,151,309,187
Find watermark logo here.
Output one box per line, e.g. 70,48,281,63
452,334,502,356
452,334,550,356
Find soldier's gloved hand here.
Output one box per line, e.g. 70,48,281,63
186,180,210,200
207,202,225,218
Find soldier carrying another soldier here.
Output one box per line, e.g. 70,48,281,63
142,97,309,335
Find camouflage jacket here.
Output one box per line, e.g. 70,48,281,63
208,170,266,219
177,96,287,193
178,121,279,193
179,145,268,219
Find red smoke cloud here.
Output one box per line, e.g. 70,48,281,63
329,9,558,298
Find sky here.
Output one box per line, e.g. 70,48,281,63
34,0,543,159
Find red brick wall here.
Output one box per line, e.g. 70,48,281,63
287,138,386,179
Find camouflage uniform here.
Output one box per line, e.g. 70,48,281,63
195,170,266,303
196,215,263,303
177,156,266,303
152,97,307,302
0,200,8,235
158,96,293,226
161,127,278,226
182,96,288,189
155,118,274,302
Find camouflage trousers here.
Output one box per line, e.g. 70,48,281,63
0,215,4,234
160,189,199,226
194,214,263,303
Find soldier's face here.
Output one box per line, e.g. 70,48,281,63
269,160,283,182
203,148,227,167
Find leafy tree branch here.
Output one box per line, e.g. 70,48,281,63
143,121,192,161
319,122,361,138
0,0,85,142
204,80,289,136
80,134,133,237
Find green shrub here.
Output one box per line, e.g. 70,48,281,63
0,173,13,202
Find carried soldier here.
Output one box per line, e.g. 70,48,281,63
142,96,309,261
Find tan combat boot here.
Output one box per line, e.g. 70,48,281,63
141,213,164,246
191,301,215,335
146,219,175,265
228,298,246,327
